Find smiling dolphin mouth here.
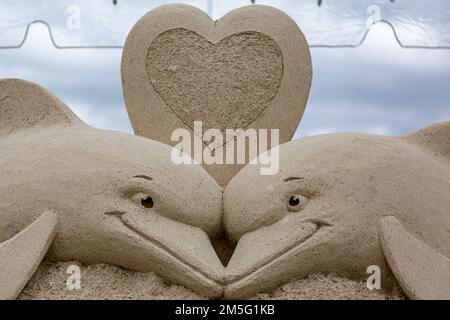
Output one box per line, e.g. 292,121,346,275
224,219,332,284
105,210,225,285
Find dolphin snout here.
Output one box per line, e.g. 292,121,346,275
223,215,333,298
104,209,225,298
225,219,319,282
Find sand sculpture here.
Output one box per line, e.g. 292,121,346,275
224,124,450,299
1,5,449,301
122,4,312,186
0,79,224,299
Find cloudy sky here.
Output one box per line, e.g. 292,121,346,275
0,0,449,139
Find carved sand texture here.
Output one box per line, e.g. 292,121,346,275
19,262,203,300
223,125,450,299
147,28,283,132
18,262,404,300
0,79,224,299
122,4,312,186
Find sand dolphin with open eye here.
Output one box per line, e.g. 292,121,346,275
224,123,450,299
0,79,224,299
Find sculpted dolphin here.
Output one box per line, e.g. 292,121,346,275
0,79,224,299
223,123,450,299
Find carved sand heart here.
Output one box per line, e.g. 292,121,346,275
122,4,312,186
146,28,283,133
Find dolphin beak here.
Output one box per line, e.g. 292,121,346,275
224,216,331,298
106,210,225,298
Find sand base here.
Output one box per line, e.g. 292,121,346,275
18,261,405,300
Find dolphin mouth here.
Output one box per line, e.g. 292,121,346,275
225,218,332,284
105,210,225,286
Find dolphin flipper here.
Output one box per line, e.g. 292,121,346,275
0,210,58,300
380,216,450,300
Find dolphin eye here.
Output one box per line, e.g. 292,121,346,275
288,194,307,212
141,196,154,209
131,192,154,209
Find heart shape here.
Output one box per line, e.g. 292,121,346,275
146,28,283,133
122,4,312,186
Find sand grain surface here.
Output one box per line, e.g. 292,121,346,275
18,261,405,300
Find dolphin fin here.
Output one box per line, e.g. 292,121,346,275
380,216,450,300
0,210,58,300
0,78,83,137
404,121,450,161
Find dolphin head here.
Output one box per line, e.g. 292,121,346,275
0,79,224,297
223,131,450,298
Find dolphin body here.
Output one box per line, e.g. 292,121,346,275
3,79,450,300
224,122,450,299
0,79,224,299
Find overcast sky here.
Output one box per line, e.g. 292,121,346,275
0,1,449,139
